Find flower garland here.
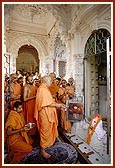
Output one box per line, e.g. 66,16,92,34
87,114,102,144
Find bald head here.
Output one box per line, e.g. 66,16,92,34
49,72,56,81
42,75,52,87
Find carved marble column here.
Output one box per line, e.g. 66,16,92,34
55,57,60,77
73,53,84,97
47,58,54,73
10,53,17,74
39,58,48,76
65,39,71,79
39,57,55,76
4,35,7,53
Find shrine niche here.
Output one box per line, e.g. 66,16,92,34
66,96,84,122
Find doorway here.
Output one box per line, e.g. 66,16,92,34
84,29,110,119
16,45,39,73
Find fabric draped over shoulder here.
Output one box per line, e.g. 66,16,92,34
10,83,22,110
5,110,32,164
13,83,22,95
34,83,58,124
5,110,30,144
49,82,59,97
66,85,75,95
34,83,58,149
23,85,37,135
57,87,72,132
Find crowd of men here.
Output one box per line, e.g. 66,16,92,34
4,70,76,164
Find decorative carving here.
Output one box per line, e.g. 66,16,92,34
12,4,49,22
89,20,98,32
7,32,48,59
103,13,111,21
71,4,82,23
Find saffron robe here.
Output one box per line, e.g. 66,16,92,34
49,82,59,99
66,85,75,99
57,87,71,132
10,83,22,110
5,110,32,164
34,83,58,149
23,85,37,135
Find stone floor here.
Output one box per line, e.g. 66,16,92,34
68,120,111,164
4,121,112,164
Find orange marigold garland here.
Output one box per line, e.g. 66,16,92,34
87,114,102,144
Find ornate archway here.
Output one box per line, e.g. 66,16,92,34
17,44,39,73
84,28,110,119
8,34,48,59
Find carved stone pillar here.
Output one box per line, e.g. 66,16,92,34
4,35,7,53
39,57,54,76
10,54,17,74
47,58,54,73
39,59,48,76
55,57,60,77
73,53,84,97
65,40,71,78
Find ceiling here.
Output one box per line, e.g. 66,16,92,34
4,4,69,36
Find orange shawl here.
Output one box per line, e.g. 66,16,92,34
34,83,58,124
34,83,58,148
5,110,30,144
